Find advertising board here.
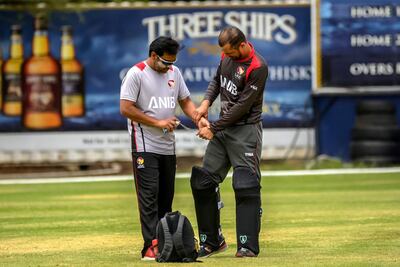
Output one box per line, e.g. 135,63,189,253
0,4,312,132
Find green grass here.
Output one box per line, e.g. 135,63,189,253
1,173,400,266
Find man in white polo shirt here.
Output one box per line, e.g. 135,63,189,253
120,36,200,261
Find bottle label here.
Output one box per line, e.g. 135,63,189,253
62,72,83,96
4,73,22,102
25,74,61,112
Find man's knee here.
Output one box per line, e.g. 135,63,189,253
190,166,218,190
232,167,260,192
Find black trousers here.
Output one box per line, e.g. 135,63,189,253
131,152,176,256
199,123,262,254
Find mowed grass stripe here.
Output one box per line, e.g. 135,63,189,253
0,173,399,266
1,166,400,185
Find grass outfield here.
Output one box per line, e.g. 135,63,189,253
0,173,399,266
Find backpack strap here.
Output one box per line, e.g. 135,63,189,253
157,217,174,262
172,214,187,259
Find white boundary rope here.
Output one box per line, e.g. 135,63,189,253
1,167,400,185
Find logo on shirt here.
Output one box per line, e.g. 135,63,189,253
136,157,145,169
235,66,245,79
237,66,245,75
220,75,237,96
148,96,176,109
168,79,175,88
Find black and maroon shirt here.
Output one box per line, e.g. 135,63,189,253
204,43,268,133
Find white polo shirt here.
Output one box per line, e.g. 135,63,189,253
120,61,190,155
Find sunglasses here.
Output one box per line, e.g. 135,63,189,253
157,55,176,66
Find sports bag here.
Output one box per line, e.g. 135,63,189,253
155,211,199,262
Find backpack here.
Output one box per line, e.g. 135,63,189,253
155,211,199,262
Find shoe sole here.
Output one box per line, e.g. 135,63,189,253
198,243,228,258
235,249,257,258
141,257,156,261
235,253,257,258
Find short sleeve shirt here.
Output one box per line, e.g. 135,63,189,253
120,61,190,155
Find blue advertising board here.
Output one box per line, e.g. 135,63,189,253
0,4,311,132
319,0,400,87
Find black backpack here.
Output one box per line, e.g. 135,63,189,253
155,211,199,262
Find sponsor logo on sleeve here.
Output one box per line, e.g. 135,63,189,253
250,85,258,91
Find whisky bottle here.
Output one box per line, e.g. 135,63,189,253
2,25,24,116
22,16,62,130
61,25,85,117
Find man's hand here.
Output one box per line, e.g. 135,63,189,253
194,100,210,123
197,117,210,129
157,117,179,132
197,126,214,140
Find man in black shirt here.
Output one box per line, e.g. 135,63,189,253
191,26,269,258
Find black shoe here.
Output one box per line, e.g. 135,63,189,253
198,239,228,258
235,247,257,257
